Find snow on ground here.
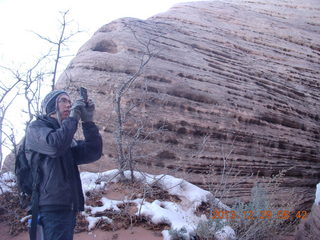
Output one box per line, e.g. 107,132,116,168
0,172,15,194
0,169,235,240
80,169,235,240
315,183,320,205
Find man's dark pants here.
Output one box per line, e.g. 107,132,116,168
39,210,77,240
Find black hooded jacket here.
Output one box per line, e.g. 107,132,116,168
25,115,102,212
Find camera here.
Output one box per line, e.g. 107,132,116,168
79,87,88,105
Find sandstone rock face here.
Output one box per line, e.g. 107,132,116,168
296,188,320,239
57,0,320,209
296,204,320,239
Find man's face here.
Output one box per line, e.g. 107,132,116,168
57,94,71,120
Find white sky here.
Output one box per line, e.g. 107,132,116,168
0,0,199,65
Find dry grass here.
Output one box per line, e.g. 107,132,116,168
0,190,29,236
0,176,178,237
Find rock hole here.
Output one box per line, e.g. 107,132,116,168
92,40,118,53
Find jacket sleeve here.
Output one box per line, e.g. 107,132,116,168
26,117,78,158
71,121,103,165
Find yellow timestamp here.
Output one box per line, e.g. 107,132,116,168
211,210,308,220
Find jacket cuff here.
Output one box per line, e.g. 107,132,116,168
81,121,95,127
67,116,79,123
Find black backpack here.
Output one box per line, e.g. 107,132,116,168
15,137,33,209
14,137,42,240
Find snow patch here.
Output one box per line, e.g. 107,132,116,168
136,200,201,231
87,197,121,214
216,225,236,240
83,213,112,230
1,169,235,239
80,170,235,239
0,172,16,193
315,183,320,205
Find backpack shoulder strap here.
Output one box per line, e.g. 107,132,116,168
14,137,26,173
29,151,43,240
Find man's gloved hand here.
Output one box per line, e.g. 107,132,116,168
81,99,95,122
70,99,86,121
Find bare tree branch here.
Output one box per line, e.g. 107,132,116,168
1,10,82,169
31,10,82,90
113,22,168,180
0,67,23,104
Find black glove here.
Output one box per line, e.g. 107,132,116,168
70,99,86,121
81,99,95,122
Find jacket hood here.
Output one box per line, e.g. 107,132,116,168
36,115,60,129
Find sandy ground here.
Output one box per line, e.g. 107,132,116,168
1,221,297,240
0,179,298,240
1,222,163,240
0,182,165,240
74,227,163,240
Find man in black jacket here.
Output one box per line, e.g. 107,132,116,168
25,90,103,240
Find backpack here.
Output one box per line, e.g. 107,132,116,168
14,137,33,208
15,137,42,207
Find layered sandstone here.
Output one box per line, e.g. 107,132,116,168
296,185,320,239
57,0,320,209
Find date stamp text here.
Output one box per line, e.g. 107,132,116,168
211,210,308,220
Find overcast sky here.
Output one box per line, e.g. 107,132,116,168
0,0,199,66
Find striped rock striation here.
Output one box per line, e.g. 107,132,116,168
57,0,320,209
296,184,320,239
